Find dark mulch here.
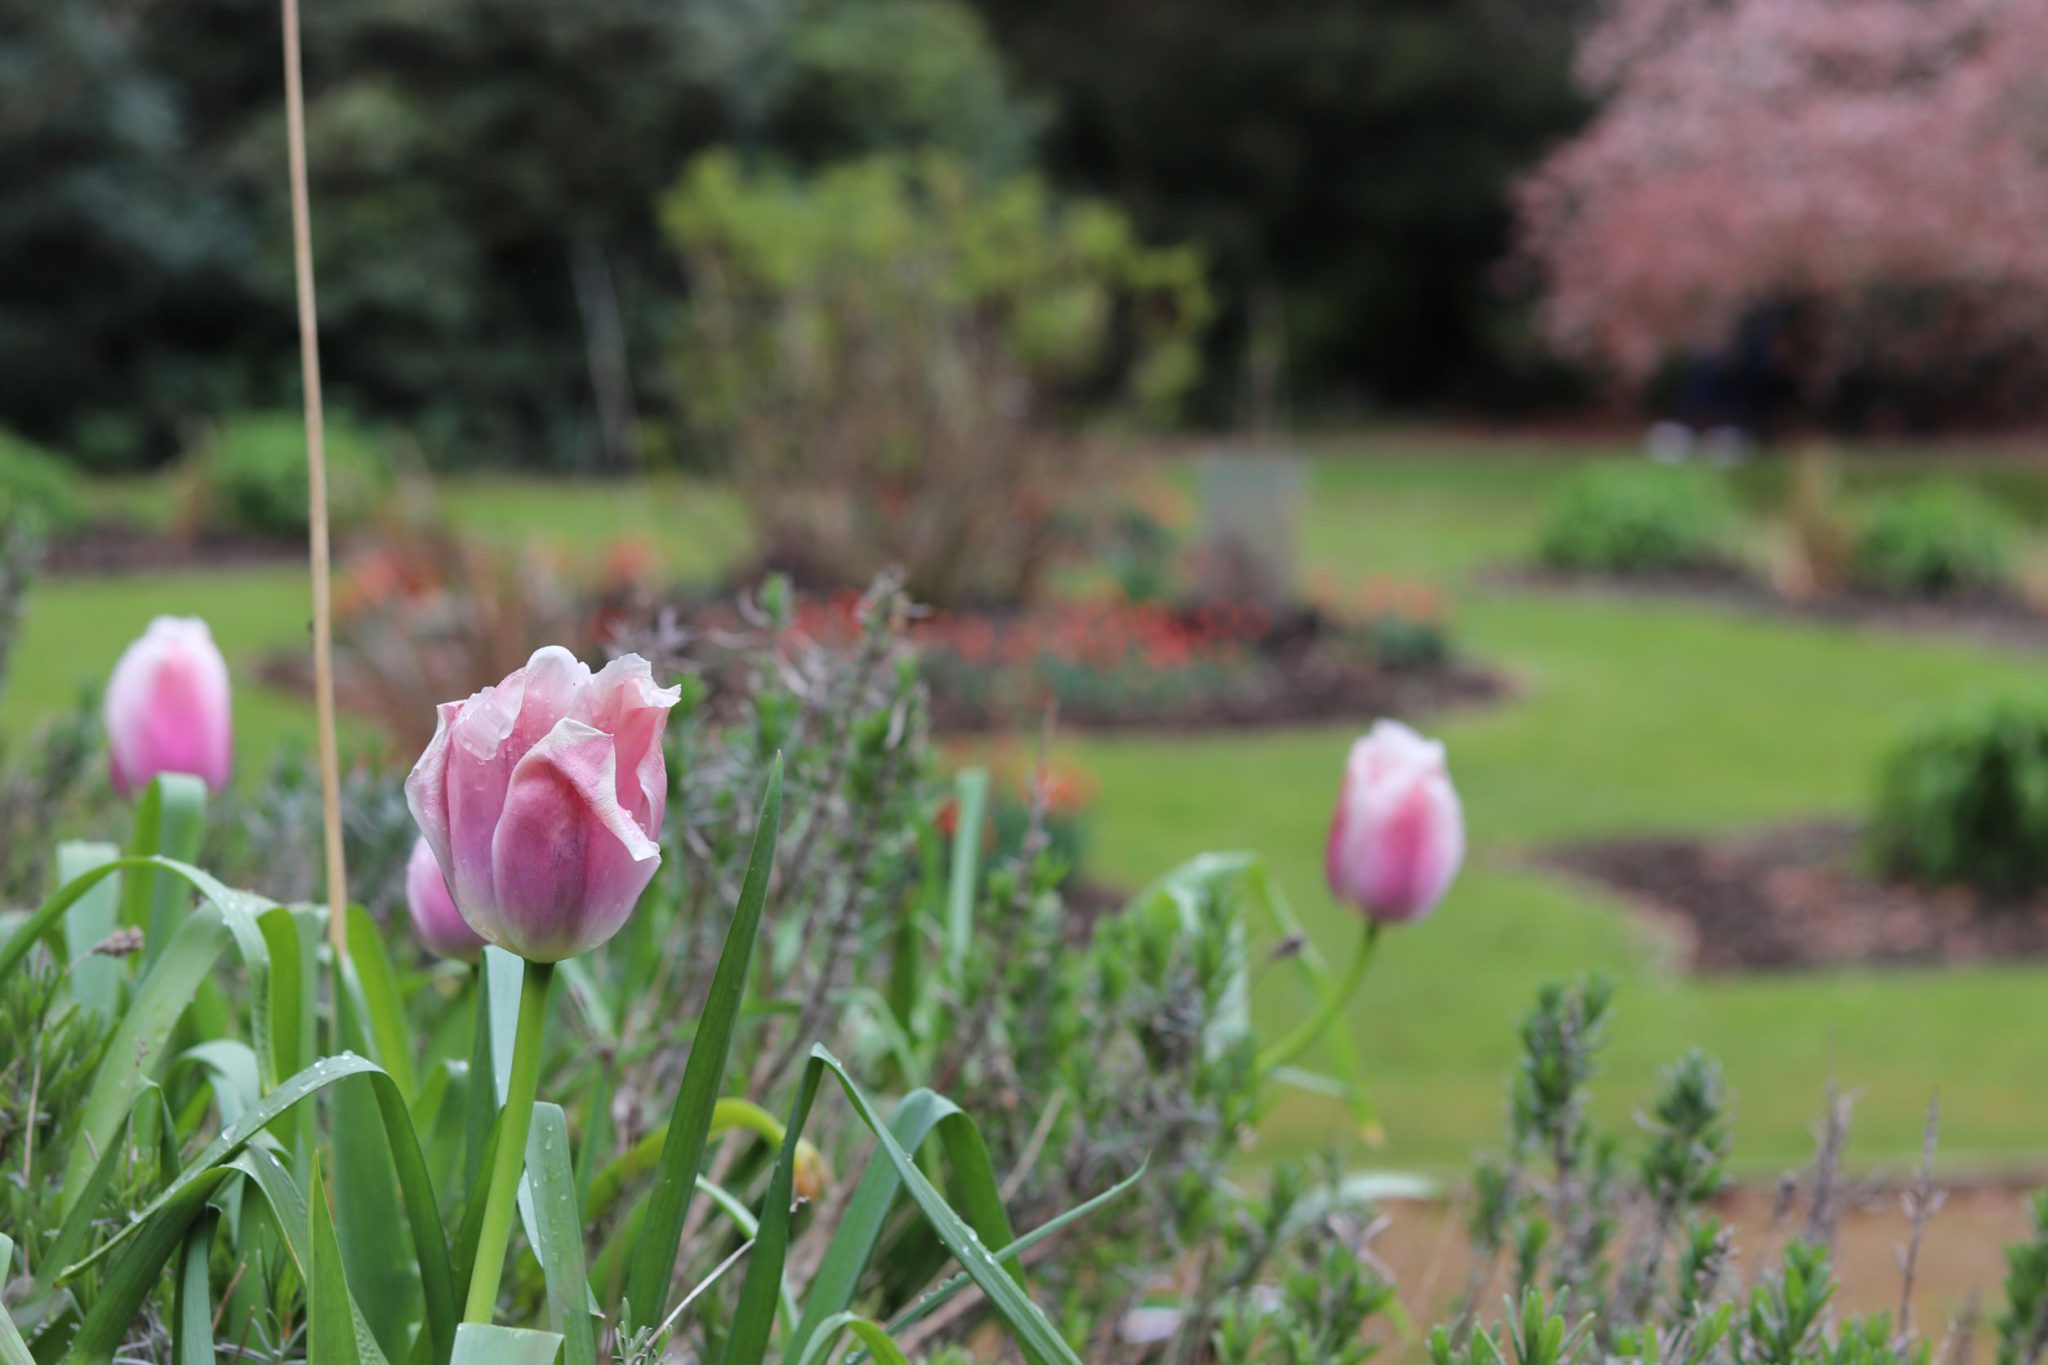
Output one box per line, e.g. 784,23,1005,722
263,638,1512,741
42,522,301,577
924,660,1509,736
1495,565,2048,651
1547,821,2048,972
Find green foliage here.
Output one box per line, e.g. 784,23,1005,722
1536,464,1738,576
1214,1182,1396,1365
1363,609,1451,672
665,150,1207,601
1870,696,2048,894
1636,1052,1728,1214
187,412,389,540
3,0,1038,470
776,0,1040,171
1995,1193,2048,1365
0,431,86,532
1849,483,2019,598
1441,981,1966,1365
0,956,114,1241
1100,503,1181,605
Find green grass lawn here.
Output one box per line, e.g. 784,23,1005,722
1089,445,2048,1176
14,445,2048,1178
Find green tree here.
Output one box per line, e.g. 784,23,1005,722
4,0,1037,469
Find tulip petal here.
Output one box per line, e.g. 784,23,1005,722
406,834,485,960
405,699,461,883
514,646,591,750
1326,720,1464,923
574,654,682,834
104,617,233,796
484,718,662,961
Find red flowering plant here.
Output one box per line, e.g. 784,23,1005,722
769,570,1463,732
280,524,662,751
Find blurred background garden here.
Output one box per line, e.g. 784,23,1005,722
11,0,2048,1318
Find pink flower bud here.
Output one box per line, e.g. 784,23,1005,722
404,646,680,963
104,617,233,798
405,835,486,961
1325,720,1464,924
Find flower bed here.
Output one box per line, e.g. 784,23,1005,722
1548,822,2048,972
778,581,1506,734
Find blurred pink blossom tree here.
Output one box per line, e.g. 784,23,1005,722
1516,0,2048,398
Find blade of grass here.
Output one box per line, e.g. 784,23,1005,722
335,979,423,1360
462,963,496,1206
861,1159,1148,1356
585,1098,814,1230
784,1089,1016,1364
118,774,206,968
53,842,119,1018
625,755,782,1330
720,1047,1076,1365
449,1325,562,1365
590,1175,769,1316
1,855,255,989
58,868,278,1213
523,1104,596,1365
941,769,987,982
174,1041,263,1125
886,816,943,1049
0,1236,34,1365
229,1142,468,1364
791,1315,909,1365
172,1207,219,1365
59,1054,456,1365
310,1162,389,1365
347,904,418,1099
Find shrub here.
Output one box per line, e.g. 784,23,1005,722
1363,609,1451,672
1849,482,2020,598
665,150,1208,604
1870,696,2048,894
1100,502,1182,605
1536,463,1738,576
185,411,389,540
0,430,86,533
1417,977,2027,1365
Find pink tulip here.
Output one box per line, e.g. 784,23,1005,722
104,617,233,798
1325,720,1464,924
404,646,679,963
405,835,486,961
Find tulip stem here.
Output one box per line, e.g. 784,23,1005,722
464,957,554,1324
1258,919,1381,1077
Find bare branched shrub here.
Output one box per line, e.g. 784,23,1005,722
665,152,1208,605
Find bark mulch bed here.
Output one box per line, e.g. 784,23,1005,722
263,641,1512,741
1547,821,2048,972
42,523,301,576
923,659,1510,736
1494,565,2048,651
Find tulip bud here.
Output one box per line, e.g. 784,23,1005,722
405,835,486,961
104,616,233,798
1325,719,1464,923
404,646,680,962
